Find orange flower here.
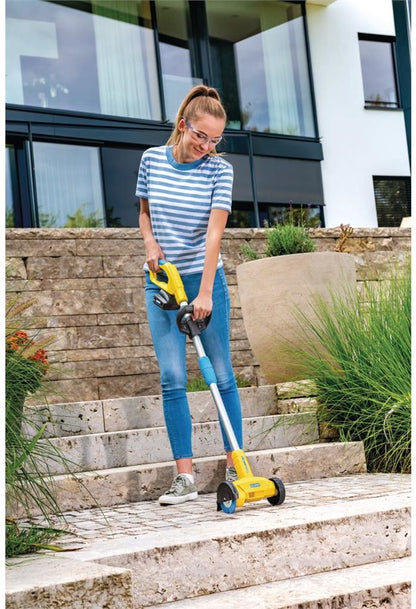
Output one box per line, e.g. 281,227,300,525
6,331,50,373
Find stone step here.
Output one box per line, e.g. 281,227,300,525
152,557,411,609
5,556,133,609
58,474,411,608
15,442,366,515
42,411,318,474
26,383,318,438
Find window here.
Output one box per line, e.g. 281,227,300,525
6,0,161,120
373,177,410,226
6,0,316,134
6,0,323,229
227,202,322,228
155,0,203,122
33,143,106,228
358,34,400,109
206,1,316,136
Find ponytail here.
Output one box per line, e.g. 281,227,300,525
166,85,227,150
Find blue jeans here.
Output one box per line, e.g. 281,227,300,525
145,267,243,460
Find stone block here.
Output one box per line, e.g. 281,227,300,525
26,256,103,279
76,239,140,256
38,314,99,328
55,324,142,350
45,356,160,381
277,397,318,414
64,345,152,362
6,239,77,257
26,378,100,405
103,394,164,431
6,257,27,279
103,255,143,277
276,380,317,398
23,401,105,437
98,372,161,399
6,556,133,609
12,289,136,317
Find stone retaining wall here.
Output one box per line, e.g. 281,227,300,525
6,227,410,404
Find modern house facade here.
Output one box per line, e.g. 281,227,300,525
5,0,411,230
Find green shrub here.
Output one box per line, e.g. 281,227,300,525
265,224,316,256
241,223,316,260
292,261,411,473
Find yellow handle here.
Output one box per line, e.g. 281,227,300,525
149,261,188,306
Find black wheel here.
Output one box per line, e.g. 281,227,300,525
217,481,238,514
267,477,286,506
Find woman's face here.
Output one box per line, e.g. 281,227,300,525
177,114,225,163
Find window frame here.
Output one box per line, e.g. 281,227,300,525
358,33,401,110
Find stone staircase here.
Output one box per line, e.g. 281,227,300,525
6,382,411,608
23,381,365,513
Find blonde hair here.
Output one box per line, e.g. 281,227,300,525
166,85,227,154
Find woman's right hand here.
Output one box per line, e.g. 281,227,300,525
145,237,165,273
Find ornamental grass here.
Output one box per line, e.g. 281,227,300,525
291,260,411,473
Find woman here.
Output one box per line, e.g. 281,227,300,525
136,85,243,506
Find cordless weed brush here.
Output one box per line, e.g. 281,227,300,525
150,260,285,514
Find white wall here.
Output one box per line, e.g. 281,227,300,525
306,0,410,227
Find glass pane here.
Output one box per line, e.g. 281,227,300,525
6,148,15,227
33,142,106,228
359,39,399,107
155,0,202,121
206,1,315,136
6,0,161,120
101,147,144,227
373,178,411,226
268,204,322,227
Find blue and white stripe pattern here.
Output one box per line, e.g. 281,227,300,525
136,145,233,275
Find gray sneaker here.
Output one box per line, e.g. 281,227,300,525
226,466,238,482
159,474,198,505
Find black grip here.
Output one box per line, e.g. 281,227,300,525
176,305,211,337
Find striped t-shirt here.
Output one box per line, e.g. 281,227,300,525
136,145,233,275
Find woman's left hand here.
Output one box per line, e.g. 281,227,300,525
191,291,213,320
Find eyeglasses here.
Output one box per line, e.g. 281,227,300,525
184,118,223,146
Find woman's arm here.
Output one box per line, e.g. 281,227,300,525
139,198,165,273
191,208,229,319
